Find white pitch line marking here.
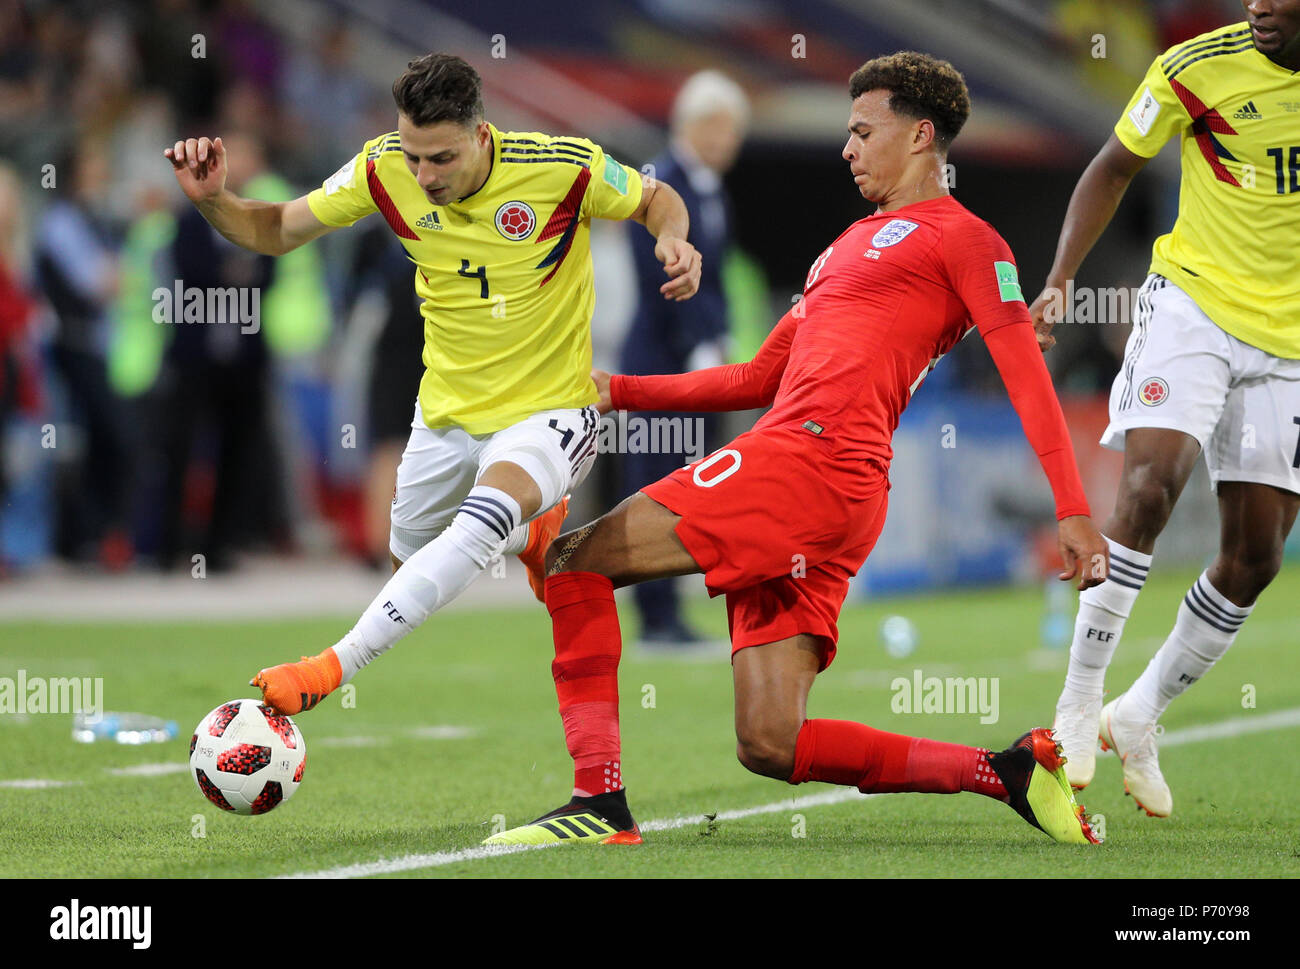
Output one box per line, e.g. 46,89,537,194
408,725,478,740
639,788,871,833
280,789,874,879
1160,707,1300,747
1097,706,1300,756
315,736,388,748
0,778,82,789
104,762,190,777
311,725,477,748
278,705,1300,879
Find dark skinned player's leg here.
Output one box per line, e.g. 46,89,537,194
732,636,1008,798
731,635,821,779
1207,481,1299,607
1103,427,1203,552
543,492,699,802
1120,481,1299,730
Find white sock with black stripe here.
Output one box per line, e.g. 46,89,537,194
332,486,521,683
1123,571,1252,723
1061,536,1152,700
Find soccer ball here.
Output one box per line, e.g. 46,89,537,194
189,699,306,815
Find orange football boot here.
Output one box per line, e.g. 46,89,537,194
518,496,569,602
250,648,343,715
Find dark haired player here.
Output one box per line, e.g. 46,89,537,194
164,54,701,714
1042,1,1300,817
487,52,1108,848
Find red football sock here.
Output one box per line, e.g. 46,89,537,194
789,719,1006,799
546,572,624,797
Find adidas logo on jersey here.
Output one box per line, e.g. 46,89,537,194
415,211,442,231
1232,101,1262,120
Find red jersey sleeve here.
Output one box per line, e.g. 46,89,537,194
944,221,1090,520
611,309,797,413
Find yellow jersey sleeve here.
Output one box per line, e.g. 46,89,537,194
1108,23,1300,359
1114,58,1190,158
580,142,643,221
306,140,385,227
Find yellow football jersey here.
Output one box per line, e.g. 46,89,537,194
1115,22,1300,358
308,123,644,432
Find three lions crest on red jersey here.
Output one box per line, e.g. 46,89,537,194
871,218,919,248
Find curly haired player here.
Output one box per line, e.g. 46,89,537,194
487,52,1107,848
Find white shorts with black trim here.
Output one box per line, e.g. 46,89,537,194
1101,274,1300,495
389,403,599,562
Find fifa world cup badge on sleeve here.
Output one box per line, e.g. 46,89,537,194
603,159,629,194
323,156,357,196
1128,87,1160,136
994,261,1024,302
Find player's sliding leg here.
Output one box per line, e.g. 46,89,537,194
735,635,1100,844
483,493,700,846
1053,428,1200,788
1103,482,1298,818
253,460,558,715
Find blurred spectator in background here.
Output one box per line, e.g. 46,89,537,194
619,69,747,647
216,0,283,93
0,0,43,129
35,142,133,568
155,129,282,572
134,0,220,129
0,162,41,513
279,18,369,178
344,220,425,569
1055,0,1161,102
1156,0,1241,48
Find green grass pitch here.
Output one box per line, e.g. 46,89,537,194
2,565,1297,879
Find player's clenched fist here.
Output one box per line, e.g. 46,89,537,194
590,369,613,415
164,136,228,203
1028,286,1062,353
655,236,701,302
1056,514,1109,591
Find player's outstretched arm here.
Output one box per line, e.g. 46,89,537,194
606,308,798,414
628,178,701,302
1030,135,1148,351
164,135,335,256
983,321,1108,589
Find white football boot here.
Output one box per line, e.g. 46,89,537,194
1098,694,1173,817
1052,693,1103,789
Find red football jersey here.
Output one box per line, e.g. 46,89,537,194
614,194,1089,518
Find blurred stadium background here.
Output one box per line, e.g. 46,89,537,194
0,0,1285,627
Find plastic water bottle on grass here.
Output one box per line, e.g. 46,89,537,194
1041,578,1072,650
71,712,179,744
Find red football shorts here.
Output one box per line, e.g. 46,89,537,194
641,425,888,670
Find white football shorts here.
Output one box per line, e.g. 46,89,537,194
1102,274,1300,495
389,403,599,561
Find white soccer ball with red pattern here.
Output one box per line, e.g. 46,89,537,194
189,699,306,815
